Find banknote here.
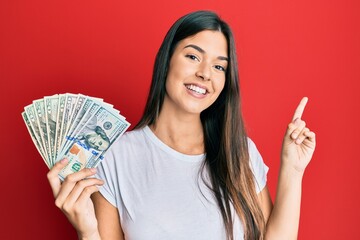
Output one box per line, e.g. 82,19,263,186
24,103,49,163
58,93,78,150
22,93,130,179
57,98,122,160
58,105,130,179
54,94,66,160
68,94,87,132
58,100,101,158
44,95,59,166
33,99,51,164
58,97,96,156
22,112,49,168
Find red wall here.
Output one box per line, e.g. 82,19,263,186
1,0,359,239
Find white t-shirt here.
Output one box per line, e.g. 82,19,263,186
96,126,269,240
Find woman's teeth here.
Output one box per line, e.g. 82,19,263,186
186,84,206,95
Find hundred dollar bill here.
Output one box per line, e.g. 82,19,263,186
68,94,87,131
57,97,121,158
58,97,96,155
44,95,59,166
22,93,130,176
57,100,101,158
57,94,89,153
24,103,50,164
54,94,66,160
22,112,49,168
33,99,51,164
58,105,130,180
57,93,78,150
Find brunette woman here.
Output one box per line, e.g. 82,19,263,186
48,10,316,240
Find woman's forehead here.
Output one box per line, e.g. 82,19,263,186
178,30,228,57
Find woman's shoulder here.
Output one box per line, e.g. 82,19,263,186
111,126,148,148
246,137,267,168
101,127,148,166
246,137,258,154
122,127,146,139
246,137,269,193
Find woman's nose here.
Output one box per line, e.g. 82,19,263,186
195,62,211,81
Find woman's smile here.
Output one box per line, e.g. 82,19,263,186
185,83,208,96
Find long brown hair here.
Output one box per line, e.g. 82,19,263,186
135,10,265,240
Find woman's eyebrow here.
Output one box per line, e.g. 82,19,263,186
184,44,228,61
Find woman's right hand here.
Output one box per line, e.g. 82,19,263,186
47,158,104,240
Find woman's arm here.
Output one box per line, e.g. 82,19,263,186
266,172,305,239
258,179,303,240
92,192,124,240
259,97,316,240
47,159,124,240
47,159,103,240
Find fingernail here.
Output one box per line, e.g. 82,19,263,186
60,158,68,164
90,168,97,173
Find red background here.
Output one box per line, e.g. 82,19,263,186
1,0,359,239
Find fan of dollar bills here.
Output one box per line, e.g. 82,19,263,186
21,93,130,179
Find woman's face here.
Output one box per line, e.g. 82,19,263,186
164,30,228,115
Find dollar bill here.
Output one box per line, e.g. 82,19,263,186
54,94,66,160
57,96,124,160
57,97,95,157
24,104,49,162
58,93,78,150
22,112,49,168
58,105,130,179
68,94,87,131
44,95,59,166
57,100,100,159
22,93,130,173
33,99,51,164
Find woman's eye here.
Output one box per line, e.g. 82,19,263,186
215,65,226,72
186,54,199,61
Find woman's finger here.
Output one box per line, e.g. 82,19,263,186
292,97,308,121
74,185,101,209
303,130,316,145
286,118,306,140
295,128,310,145
47,158,69,198
55,168,98,208
63,178,104,210
290,119,306,140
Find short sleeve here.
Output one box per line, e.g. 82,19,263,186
247,138,269,193
95,148,118,207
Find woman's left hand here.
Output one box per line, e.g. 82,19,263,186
281,97,316,174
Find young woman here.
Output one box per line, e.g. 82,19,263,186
47,11,316,240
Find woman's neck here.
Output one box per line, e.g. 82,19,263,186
150,104,204,155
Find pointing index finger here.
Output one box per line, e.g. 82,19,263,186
292,97,308,121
